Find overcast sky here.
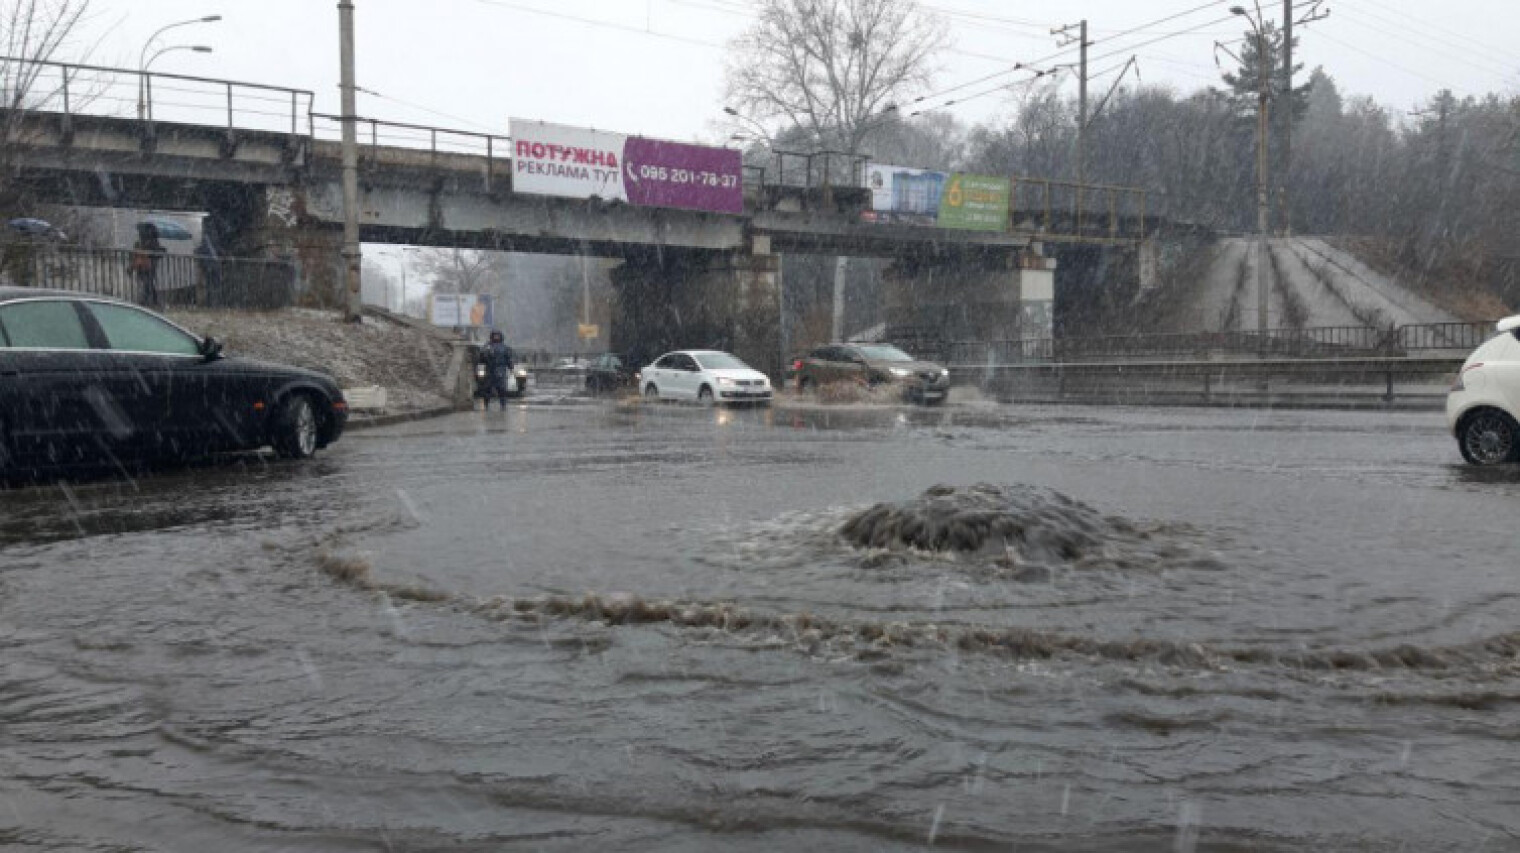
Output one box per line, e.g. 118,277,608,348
74,0,1518,147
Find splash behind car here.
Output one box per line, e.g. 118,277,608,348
794,343,950,405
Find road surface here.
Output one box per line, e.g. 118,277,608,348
2,399,1517,851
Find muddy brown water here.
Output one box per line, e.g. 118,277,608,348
2,402,1518,851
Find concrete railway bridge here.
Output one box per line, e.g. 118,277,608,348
3,58,1177,375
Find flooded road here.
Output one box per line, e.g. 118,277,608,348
3,400,1518,851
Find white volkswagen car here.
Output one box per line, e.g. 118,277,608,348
640,350,773,405
1447,315,1520,465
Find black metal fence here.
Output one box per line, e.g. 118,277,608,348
12,247,296,309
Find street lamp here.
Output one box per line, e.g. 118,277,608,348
138,15,221,119
722,106,774,146
1231,4,1272,355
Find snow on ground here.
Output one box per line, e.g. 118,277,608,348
167,308,456,413
1164,237,1462,334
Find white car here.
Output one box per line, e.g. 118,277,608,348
640,350,773,405
1447,315,1520,465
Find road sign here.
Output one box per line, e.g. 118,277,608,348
578,323,600,340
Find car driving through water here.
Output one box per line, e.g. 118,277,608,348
794,342,951,405
0,288,346,474
640,349,772,405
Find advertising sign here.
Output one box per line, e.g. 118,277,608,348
937,173,1011,231
430,293,494,328
862,163,1009,231
510,119,742,214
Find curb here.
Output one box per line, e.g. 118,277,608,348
345,405,463,431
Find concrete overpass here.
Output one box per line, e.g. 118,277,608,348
3,58,1162,374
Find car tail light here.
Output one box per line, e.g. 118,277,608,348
332,400,348,412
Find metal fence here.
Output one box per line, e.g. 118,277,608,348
310,113,511,190
13,247,295,309
938,321,1500,367
2,56,313,137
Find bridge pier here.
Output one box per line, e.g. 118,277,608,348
884,246,1054,345
611,243,782,378
210,184,345,309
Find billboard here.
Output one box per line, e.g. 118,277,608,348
862,164,1010,231
510,119,743,214
430,293,494,328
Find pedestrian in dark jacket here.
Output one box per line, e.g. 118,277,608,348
478,329,515,410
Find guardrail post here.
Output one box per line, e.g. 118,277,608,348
1385,370,1395,403
485,136,494,193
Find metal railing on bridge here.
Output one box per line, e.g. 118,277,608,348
7,246,296,310
310,113,512,189
1,56,314,138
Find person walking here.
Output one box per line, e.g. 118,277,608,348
477,329,516,410
129,223,166,307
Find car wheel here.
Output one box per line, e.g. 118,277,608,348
799,376,816,394
273,394,321,459
924,394,947,407
1459,408,1519,466
697,385,715,406
644,383,660,401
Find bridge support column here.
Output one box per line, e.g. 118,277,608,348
885,247,1053,346
210,184,345,309
611,242,782,379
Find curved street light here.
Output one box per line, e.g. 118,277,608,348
722,106,774,147
137,15,221,119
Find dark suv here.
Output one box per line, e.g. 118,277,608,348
585,352,638,395
793,343,950,405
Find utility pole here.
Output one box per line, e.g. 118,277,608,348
832,256,847,342
1281,0,1292,236
1052,20,1090,187
338,0,362,321
1255,24,1271,354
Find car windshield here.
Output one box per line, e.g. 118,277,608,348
693,352,750,370
855,345,914,362
5,3,1517,850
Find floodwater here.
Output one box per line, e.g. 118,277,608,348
3,399,1519,851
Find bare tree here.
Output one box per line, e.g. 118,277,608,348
1,1,91,207
724,0,948,155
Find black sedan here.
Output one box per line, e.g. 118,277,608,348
0,288,346,474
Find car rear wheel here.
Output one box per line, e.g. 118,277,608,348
273,394,321,459
1459,408,1519,466
697,385,715,406
644,384,660,401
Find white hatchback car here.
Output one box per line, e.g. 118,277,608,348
1447,315,1520,465
640,350,773,405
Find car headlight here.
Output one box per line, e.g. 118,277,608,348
939,368,949,377
475,365,486,377
890,367,912,377
515,369,528,379
717,376,736,386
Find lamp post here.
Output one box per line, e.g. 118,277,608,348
1231,4,1272,356
138,15,221,119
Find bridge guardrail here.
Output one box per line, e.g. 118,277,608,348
1,56,313,138
310,113,511,190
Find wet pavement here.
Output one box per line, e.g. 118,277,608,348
3,397,1519,851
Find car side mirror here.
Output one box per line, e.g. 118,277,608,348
199,336,223,361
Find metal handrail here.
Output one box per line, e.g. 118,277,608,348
0,55,313,136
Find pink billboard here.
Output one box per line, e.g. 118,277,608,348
623,137,744,214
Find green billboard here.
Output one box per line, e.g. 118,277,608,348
937,173,1010,231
